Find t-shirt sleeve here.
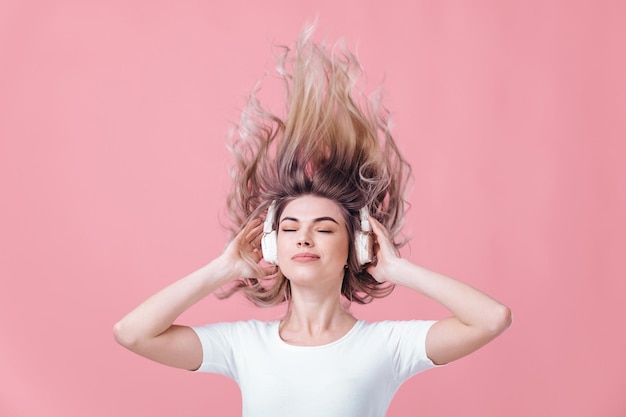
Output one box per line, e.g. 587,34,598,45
190,322,239,380
383,320,440,382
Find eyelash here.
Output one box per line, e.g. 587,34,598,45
280,228,333,233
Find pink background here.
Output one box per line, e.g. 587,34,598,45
1,1,625,416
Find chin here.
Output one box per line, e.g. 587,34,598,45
281,268,344,288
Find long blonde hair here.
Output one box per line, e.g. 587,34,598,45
222,25,411,306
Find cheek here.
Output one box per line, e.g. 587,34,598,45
333,237,350,262
275,235,285,257
275,232,295,260
276,232,289,247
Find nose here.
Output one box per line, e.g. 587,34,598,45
297,233,312,247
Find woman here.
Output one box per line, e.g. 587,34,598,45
114,26,512,416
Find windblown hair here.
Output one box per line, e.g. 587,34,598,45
221,25,411,307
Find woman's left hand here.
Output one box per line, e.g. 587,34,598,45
366,217,403,284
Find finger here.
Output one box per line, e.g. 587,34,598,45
235,218,260,243
368,219,391,247
249,229,263,251
243,218,262,237
368,216,390,238
242,219,263,246
259,265,279,277
249,227,263,247
368,218,398,260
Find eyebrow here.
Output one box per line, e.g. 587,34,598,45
280,216,339,225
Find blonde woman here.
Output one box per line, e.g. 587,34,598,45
114,26,512,417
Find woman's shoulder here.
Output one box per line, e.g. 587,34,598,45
194,319,280,332
237,319,280,333
357,319,438,338
191,319,281,348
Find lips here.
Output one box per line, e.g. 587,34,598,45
291,253,320,262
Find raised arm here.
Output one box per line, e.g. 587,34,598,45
113,218,266,370
367,217,512,366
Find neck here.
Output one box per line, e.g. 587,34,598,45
279,281,357,345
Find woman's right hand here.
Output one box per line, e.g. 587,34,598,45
219,218,274,281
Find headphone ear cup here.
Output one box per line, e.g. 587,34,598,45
261,230,279,265
355,231,374,265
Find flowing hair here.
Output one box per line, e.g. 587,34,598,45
220,25,411,306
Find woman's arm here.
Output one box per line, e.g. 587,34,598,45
113,219,266,371
367,217,512,366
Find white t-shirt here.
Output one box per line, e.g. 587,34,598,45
192,319,437,417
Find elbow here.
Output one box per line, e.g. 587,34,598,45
488,304,513,336
113,319,139,349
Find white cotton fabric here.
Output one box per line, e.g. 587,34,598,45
191,319,438,417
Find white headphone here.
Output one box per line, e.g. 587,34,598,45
355,206,374,265
261,201,279,265
260,201,374,266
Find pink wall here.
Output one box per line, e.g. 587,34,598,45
1,1,624,416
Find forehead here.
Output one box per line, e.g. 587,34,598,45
280,195,345,223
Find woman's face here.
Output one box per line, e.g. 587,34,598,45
277,195,350,288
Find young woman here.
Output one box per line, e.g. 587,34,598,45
114,26,512,417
